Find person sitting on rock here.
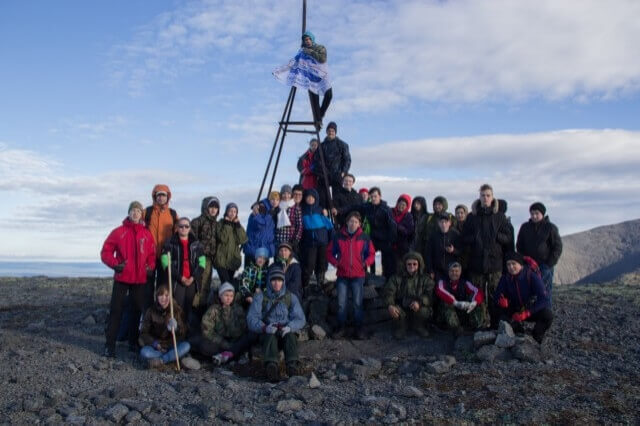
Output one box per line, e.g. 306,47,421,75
190,282,246,364
247,266,306,382
382,252,435,339
270,242,303,303
435,261,486,335
494,252,553,343
239,247,270,308
138,285,191,369
326,211,375,340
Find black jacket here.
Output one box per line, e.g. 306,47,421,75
425,228,461,277
357,201,397,249
516,217,563,267
462,199,512,274
332,186,361,226
162,233,205,289
313,136,351,186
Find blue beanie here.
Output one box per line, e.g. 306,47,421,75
255,247,269,260
302,31,315,43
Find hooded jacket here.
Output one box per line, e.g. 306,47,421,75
327,226,375,279
357,199,397,248
144,184,177,255
425,227,461,277
392,194,415,256
269,257,303,303
246,277,306,333
200,300,247,349
516,216,563,267
244,199,276,258
297,149,318,190
101,217,156,284
213,217,248,271
138,300,187,348
494,266,550,315
415,196,456,256
161,232,206,289
411,196,429,247
313,136,351,186
382,252,435,309
301,189,333,248
191,196,219,258
462,199,512,274
332,185,361,226
301,31,327,63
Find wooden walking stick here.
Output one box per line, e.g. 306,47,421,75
166,252,181,371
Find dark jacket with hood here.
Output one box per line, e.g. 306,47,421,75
332,186,362,226
516,217,563,267
382,252,435,309
161,232,206,289
425,227,461,278
356,199,397,249
415,196,456,257
313,136,351,186
138,299,187,348
494,266,551,315
411,197,428,248
462,199,512,274
191,196,219,258
392,194,415,257
301,188,333,248
245,199,276,258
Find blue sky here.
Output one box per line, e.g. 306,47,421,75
1,0,639,260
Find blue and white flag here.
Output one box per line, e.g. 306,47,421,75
273,49,331,96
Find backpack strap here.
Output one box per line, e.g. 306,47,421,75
144,206,153,228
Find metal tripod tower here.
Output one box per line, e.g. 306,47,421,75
256,0,334,215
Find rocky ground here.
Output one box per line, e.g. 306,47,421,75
0,275,639,425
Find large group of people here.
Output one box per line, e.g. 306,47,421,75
100,31,563,381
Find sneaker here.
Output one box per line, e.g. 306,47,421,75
147,358,163,369
103,344,116,358
212,351,233,366
181,356,201,370
265,362,280,383
286,361,302,377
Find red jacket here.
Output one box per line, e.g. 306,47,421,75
297,150,318,190
327,227,375,278
101,218,156,284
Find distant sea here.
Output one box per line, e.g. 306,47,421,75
0,261,111,278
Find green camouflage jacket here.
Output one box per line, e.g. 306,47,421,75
200,303,247,349
382,252,435,309
303,43,327,63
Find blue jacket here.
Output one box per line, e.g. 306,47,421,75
494,267,550,314
301,188,333,248
244,199,275,258
246,278,306,333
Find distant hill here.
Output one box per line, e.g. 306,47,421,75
555,218,640,284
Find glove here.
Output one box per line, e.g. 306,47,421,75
498,294,509,309
279,326,291,337
466,301,477,313
167,318,178,332
512,310,531,322
113,262,125,273
453,301,469,310
264,323,278,334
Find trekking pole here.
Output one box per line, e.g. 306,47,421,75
166,252,181,371
314,127,335,225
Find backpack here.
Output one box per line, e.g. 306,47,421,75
522,255,542,279
145,206,178,228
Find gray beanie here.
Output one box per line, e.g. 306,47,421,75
280,184,292,195
218,282,235,298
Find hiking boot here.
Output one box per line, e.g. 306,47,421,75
353,327,368,340
265,362,280,383
103,344,116,358
147,358,163,369
286,361,302,377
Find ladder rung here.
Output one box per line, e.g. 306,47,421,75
279,121,316,126
284,129,319,134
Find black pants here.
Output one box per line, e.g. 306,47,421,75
502,308,553,343
308,88,333,122
173,281,196,331
190,335,225,357
228,332,259,360
302,245,327,289
106,280,146,348
144,262,165,310
216,268,236,285
373,242,396,280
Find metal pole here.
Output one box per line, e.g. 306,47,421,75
256,87,295,202
314,127,335,224
302,0,307,34
268,87,297,195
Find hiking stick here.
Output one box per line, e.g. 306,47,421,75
166,252,181,371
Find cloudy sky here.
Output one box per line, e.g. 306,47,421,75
1,0,639,261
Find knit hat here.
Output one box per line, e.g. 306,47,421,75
358,188,369,195
302,30,315,43
207,197,220,208
326,121,337,132
448,261,462,270
278,242,293,252
225,202,238,215
529,202,546,216
269,191,280,201
128,201,143,213
269,266,285,282
280,184,292,195
345,210,362,223
255,247,269,260
505,251,524,265
218,282,235,298
455,204,468,215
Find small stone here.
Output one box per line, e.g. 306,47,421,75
426,360,451,374
65,414,85,425
220,409,245,423
456,402,465,415
297,328,310,341
110,385,136,400
473,330,497,348
511,342,542,363
311,325,327,340
495,333,516,348
338,374,349,381
82,315,96,325
388,402,407,419
23,396,45,412
439,355,457,367
181,356,201,370
120,399,152,414
498,320,515,337
56,405,77,417
105,403,129,422
309,372,321,389
277,399,303,412
45,388,67,401
295,409,317,421
402,385,424,398
125,410,142,423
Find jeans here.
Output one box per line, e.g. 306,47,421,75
336,277,365,327
140,341,190,364
540,264,554,306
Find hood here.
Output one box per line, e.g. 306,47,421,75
266,275,287,299
224,202,238,218
401,251,425,276
433,195,448,212
302,30,315,44
397,194,412,210
201,196,220,219
122,217,145,228
152,184,172,204
471,198,499,215
498,199,508,214
303,188,320,208
412,196,428,216
341,226,363,238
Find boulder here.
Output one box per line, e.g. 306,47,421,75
498,320,515,337
277,399,303,413
104,403,129,423
473,330,497,348
495,333,516,348
476,345,513,362
310,325,326,341
512,341,542,363
309,372,321,389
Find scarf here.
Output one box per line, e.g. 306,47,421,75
277,199,295,228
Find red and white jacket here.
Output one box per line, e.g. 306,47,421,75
436,278,484,305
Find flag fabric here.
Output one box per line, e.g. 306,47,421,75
273,49,331,96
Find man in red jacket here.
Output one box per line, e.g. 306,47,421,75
101,201,156,358
327,211,375,340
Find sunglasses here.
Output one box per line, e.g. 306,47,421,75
178,224,190,229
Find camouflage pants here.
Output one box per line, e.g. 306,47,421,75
468,271,502,327
193,256,215,308
437,303,487,331
392,305,433,331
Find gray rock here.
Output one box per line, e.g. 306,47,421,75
426,360,451,374
498,320,515,337
439,355,457,367
476,345,513,362
277,399,304,412
65,414,85,425
45,388,67,402
220,408,245,423
144,412,165,424
512,342,542,363
120,399,152,415
309,372,321,389
473,330,497,348
397,361,420,375
105,403,129,422
43,413,63,424
495,333,516,348
23,396,45,412
125,410,142,423
56,405,77,417
454,335,474,352
110,385,136,399
295,409,317,421
388,402,407,419
181,356,201,370
401,385,424,398
82,315,96,325
310,324,327,340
